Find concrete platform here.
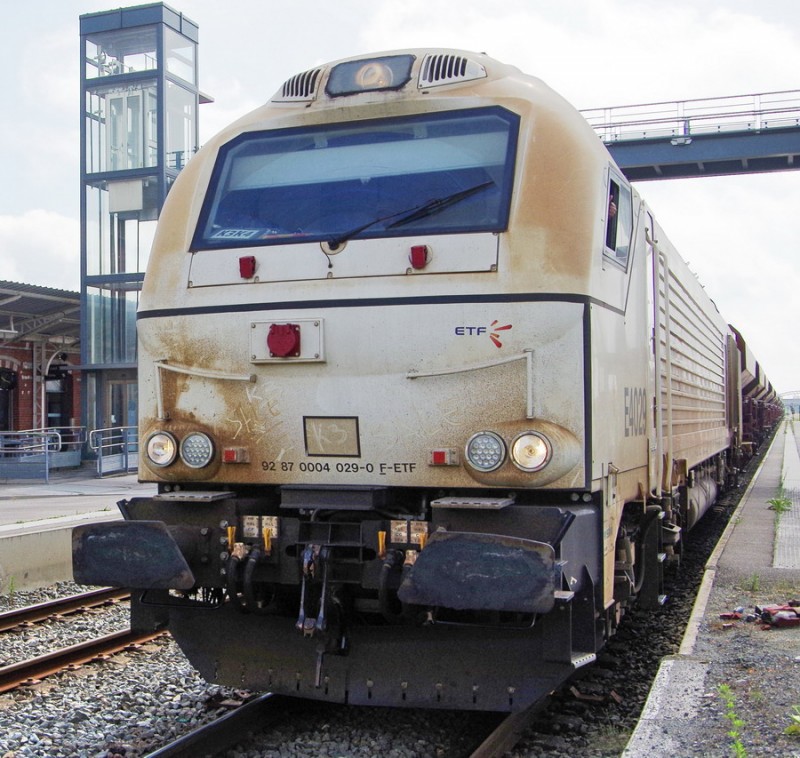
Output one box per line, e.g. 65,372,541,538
0,467,156,525
0,468,156,592
623,418,800,756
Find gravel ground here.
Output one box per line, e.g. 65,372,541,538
0,583,236,758
222,702,498,758
0,595,130,669
5,572,798,758
676,575,800,757
0,584,494,757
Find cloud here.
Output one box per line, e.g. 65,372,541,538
20,26,77,113
198,74,267,144
0,210,80,291
359,0,800,107
0,23,79,218
641,174,800,391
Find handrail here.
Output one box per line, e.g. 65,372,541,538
0,427,87,482
407,349,535,419
17,426,86,447
0,430,61,453
153,359,256,421
88,426,138,477
581,89,800,143
88,426,137,452
0,431,61,483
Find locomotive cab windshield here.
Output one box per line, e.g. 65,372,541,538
191,107,519,252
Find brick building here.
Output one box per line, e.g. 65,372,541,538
0,282,81,433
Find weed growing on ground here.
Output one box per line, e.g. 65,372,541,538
719,683,747,757
768,481,793,549
767,494,792,516
785,705,800,736
741,572,760,593
2,574,17,598
592,722,630,753
748,688,764,704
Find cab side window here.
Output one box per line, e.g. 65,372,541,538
605,177,633,266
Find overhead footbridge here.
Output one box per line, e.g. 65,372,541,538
581,90,800,180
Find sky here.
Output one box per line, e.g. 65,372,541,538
0,0,798,393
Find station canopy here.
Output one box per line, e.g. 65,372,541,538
0,281,80,347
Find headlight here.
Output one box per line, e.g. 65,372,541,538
145,432,177,467
464,431,506,472
510,432,551,472
326,54,414,96
180,432,214,469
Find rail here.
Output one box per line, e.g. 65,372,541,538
0,426,85,482
88,425,138,477
580,89,800,143
0,628,165,694
0,588,130,633
467,702,545,757
144,693,290,757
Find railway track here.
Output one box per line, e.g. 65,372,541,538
0,627,165,694
0,587,158,695
0,587,129,632
467,703,546,757
143,694,541,758
144,692,293,757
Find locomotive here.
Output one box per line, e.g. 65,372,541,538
73,49,782,712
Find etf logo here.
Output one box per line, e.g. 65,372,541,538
455,320,512,348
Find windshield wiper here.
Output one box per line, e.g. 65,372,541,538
387,180,494,229
326,207,408,251
326,180,494,251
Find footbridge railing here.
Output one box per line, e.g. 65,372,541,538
581,89,800,143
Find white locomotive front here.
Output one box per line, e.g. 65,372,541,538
73,49,758,711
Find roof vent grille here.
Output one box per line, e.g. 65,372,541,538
418,54,487,88
274,67,324,102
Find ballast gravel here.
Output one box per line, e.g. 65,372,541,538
0,582,234,758
0,538,719,758
0,583,490,757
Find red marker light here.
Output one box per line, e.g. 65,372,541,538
223,447,249,463
410,245,429,270
429,448,458,466
239,256,257,279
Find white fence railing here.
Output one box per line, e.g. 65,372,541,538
581,89,800,143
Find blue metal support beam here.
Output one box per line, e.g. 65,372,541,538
604,128,800,181
581,90,800,181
